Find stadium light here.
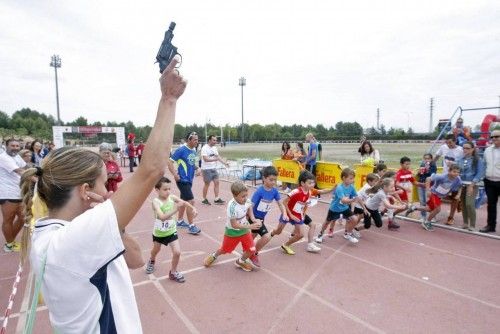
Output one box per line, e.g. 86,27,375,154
239,77,246,143
50,55,62,125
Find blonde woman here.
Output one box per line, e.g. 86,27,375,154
19,58,186,333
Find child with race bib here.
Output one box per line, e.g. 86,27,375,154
204,181,262,272
248,166,288,267
364,178,409,229
145,177,197,283
406,164,462,231
271,170,318,255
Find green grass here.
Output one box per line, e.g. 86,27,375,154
217,142,432,168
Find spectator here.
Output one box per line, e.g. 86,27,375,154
457,141,485,231
293,142,306,170
281,141,294,160
200,135,229,205
305,133,318,176
480,130,500,233
30,140,44,167
136,140,145,164
0,138,26,252
358,140,380,165
127,139,136,173
19,149,34,168
99,142,123,193
452,117,472,146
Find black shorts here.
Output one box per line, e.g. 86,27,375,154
0,199,22,205
353,207,364,215
153,233,179,246
305,164,317,176
249,216,269,236
176,181,194,201
364,209,383,229
304,214,312,225
326,208,353,222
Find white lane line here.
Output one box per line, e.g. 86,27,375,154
266,242,383,334
369,229,500,267
151,276,200,334
263,265,386,334
321,244,500,310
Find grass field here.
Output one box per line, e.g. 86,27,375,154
217,142,433,168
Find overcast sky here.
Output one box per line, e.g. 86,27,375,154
1,0,499,132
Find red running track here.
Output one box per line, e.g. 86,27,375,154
1,167,499,333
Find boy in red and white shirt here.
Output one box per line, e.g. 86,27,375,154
395,156,416,203
271,170,317,255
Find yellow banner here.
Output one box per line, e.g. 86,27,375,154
273,159,302,184
353,164,374,190
315,162,343,189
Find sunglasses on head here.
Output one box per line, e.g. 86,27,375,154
187,132,198,140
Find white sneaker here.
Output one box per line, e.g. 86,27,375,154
343,233,359,244
314,235,323,244
352,229,361,239
306,243,321,253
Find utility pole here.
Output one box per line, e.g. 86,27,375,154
429,97,434,133
50,55,62,125
376,108,380,129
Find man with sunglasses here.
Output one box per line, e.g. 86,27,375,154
480,130,500,233
167,132,202,235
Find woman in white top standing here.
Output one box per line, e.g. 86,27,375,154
358,140,381,164
19,58,186,333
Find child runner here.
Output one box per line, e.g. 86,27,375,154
373,163,388,178
415,153,437,220
395,156,416,205
353,173,379,229
364,178,408,229
204,181,262,271
271,170,320,254
380,170,404,229
306,186,337,238
248,166,288,267
315,168,367,244
406,164,462,231
146,177,198,283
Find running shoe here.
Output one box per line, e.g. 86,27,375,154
169,271,186,283
235,258,253,272
343,233,359,244
422,221,435,231
3,242,20,253
405,204,417,216
204,253,217,267
352,229,361,239
306,243,321,253
201,199,211,205
145,260,155,274
388,221,400,230
314,234,323,244
326,228,334,238
188,224,201,235
176,220,190,228
446,217,454,225
249,254,261,268
213,198,225,205
281,244,295,255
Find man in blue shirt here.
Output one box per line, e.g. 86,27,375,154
305,133,318,176
167,132,201,234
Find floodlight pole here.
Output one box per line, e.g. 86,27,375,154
50,55,62,125
239,77,246,143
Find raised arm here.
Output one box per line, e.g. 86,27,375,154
111,58,186,230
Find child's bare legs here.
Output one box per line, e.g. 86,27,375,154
427,206,441,222
345,216,359,233
285,224,304,247
254,233,271,253
307,222,316,243
149,242,162,262
169,239,181,273
271,222,287,237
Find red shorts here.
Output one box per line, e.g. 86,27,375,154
220,232,255,254
427,193,442,211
